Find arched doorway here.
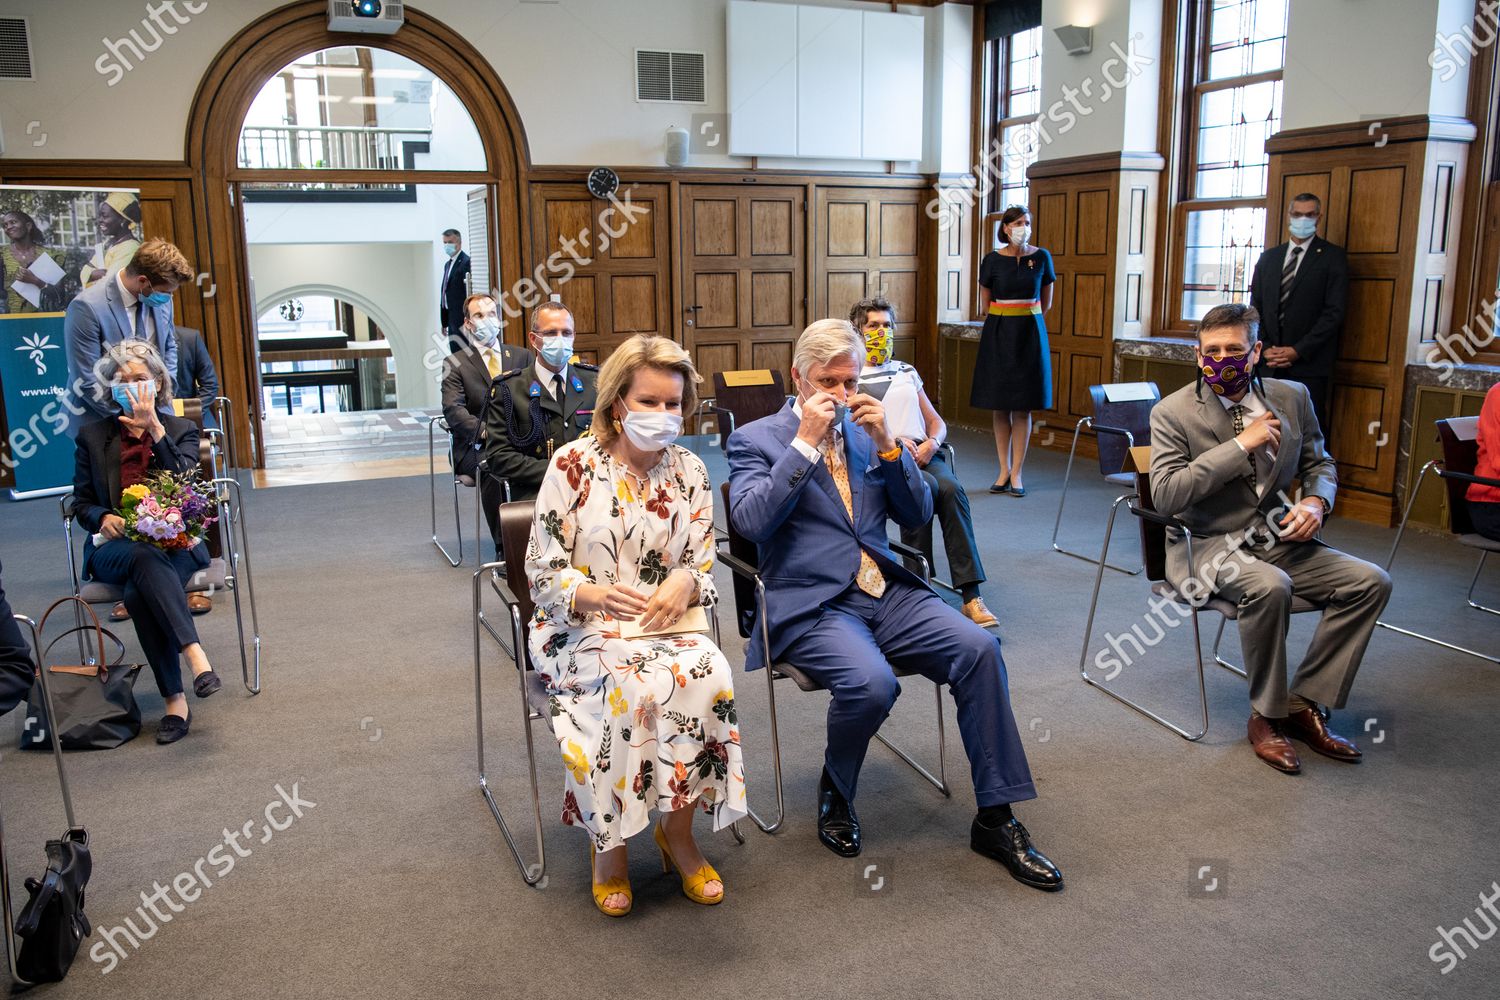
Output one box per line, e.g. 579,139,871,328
185,1,532,469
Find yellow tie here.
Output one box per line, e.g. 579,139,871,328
484,348,501,379
820,436,885,598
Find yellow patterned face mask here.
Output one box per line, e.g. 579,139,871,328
863,326,893,366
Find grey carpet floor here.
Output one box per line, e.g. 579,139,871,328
0,427,1496,1000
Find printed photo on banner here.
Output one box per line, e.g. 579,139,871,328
0,184,144,498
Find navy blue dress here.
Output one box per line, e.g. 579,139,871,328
971,248,1055,411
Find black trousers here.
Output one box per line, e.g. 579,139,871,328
0,559,34,717
456,449,504,560
1283,374,1330,441
898,452,986,591
1471,500,1500,542
88,541,207,699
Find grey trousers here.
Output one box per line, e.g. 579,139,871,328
1213,539,1392,718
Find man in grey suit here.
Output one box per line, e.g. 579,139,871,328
1149,303,1392,775
64,237,193,433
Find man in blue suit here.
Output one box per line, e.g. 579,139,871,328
64,238,192,433
727,319,1062,891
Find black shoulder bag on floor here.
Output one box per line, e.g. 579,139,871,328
21,597,142,751
13,829,92,983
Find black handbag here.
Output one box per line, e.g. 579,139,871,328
21,598,142,751
13,828,92,983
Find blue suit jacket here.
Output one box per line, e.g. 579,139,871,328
64,274,179,430
726,401,933,669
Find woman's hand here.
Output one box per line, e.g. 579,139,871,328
118,383,164,440
573,581,650,621
99,514,127,540
87,267,107,283
638,569,697,632
15,266,40,286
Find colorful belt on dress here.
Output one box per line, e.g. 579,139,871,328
988,299,1042,317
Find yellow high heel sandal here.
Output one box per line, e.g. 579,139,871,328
654,823,724,905
590,845,632,917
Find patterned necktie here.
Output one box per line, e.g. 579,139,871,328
1229,405,1258,491
819,435,885,598
1279,245,1303,320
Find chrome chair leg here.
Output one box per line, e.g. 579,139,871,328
1210,616,1248,678
743,580,787,835
1078,494,1209,741
1466,551,1500,616
473,562,547,887
873,679,951,796
429,417,462,567
1052,417,1143,575
1377,461,1499,663
214,477,262,694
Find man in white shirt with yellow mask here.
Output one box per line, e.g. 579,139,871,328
853,297,997,628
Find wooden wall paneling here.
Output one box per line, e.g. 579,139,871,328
679,184,805,392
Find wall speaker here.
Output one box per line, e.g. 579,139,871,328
665,126,690,167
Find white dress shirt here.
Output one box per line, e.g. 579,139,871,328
1283,234,1313,282
116,270,154,341
535,360,569,398
1220,388,1276,485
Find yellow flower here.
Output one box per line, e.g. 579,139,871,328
121,484,150,505
562,740,589,783
608,687,627,717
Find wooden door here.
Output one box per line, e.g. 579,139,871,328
679,185,805,389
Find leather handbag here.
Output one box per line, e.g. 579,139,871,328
20,598,142,751
13,828,93,983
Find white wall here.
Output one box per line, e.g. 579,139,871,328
0,0,949,171
1035,0,1160,162
1282,0,1474,131
248,242,441,409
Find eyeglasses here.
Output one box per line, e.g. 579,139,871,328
1199,348,1249,362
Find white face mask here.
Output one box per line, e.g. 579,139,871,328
1008,225,1031,247
469,317,500,344
621,409,682,452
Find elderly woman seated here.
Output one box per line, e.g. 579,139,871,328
524,333,745,917
72,338,221,745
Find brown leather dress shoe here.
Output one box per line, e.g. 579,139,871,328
109,602,129,622
1284,707,1362,763
1247,714,1301,774
962,597,999,629
187,594,213,615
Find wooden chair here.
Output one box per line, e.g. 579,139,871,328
1378,416,1499,664
716,482,949,835
1052,382,1160,575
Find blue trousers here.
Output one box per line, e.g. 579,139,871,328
88,541,208,699
781,578,1036,808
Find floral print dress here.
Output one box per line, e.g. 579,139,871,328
526,436,747,850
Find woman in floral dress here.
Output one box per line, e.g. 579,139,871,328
526,334,746,916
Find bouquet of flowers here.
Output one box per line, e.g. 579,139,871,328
119,471,218,551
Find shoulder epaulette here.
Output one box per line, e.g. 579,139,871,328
497,367,525,380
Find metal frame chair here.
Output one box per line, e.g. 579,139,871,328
472,500,742,886
59,432,263,695
2,614,78,988
716,483,949,835
1378,415,1499,664
1078,469,1318,741
1052,382,1159,575
430,417,515,569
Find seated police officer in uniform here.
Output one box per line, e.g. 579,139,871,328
480,301,598,504
442,292,531,558
852,296,997,630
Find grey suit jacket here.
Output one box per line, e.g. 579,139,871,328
1148,377,1336,591
64,273,178,429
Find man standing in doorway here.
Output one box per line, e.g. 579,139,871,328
1249,193,1348,440
439,228,470,350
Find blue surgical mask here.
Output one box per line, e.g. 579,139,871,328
1288,216,1317,240
111,384,135,414
539,336,574,370
443,243,458,258
141,289,171,307
470,317,500,345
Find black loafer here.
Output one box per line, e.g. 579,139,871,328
989,481,1011,494
1009,486,1027,498
157,711,191,745
817,769,861,857
193,670,222,698
971,816,1063,891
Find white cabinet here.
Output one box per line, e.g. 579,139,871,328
796,6,864,158
860,10,925,161
727,0,799,157
726,1,924,161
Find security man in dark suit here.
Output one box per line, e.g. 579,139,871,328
439,228,471,348
1249,192,1348,437
480,302,597,504
442,293,531,557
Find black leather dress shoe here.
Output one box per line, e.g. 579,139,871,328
971,816,1063,891
817,769,861,857
157,711,191,745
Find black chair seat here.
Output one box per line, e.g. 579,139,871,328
456,473,476,489
524,670,553,723
1105,472,1135,486
1150,580,1318,620
772,659,929,693
1459,532,1500,552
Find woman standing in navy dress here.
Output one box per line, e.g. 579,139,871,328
971,205,1055,497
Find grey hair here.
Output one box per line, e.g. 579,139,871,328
96,338,175,405
793,319,862,376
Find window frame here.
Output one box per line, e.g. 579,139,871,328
983,26,1042,218
1165,0,1288,333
